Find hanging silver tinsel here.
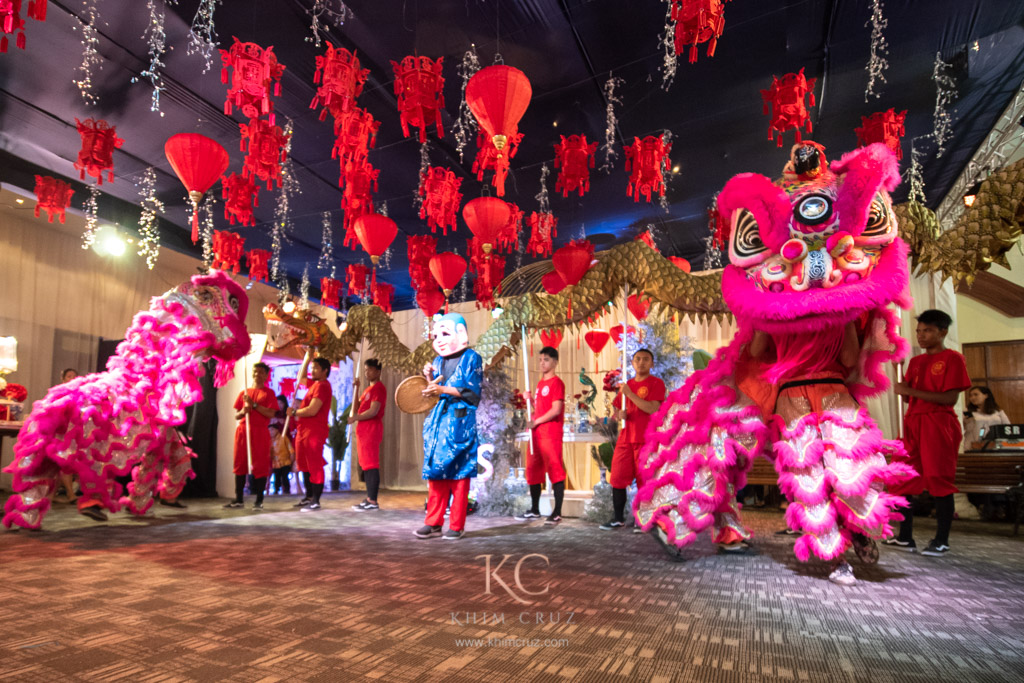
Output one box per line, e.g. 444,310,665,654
272,118,301,281
73,0,103,106
382,246,393,270
658,0,678,91
136,0,176,114
200,194,215,269
186,0,221,75
277,272,291,305
863,0,889,101
534,163,551,214
137,167,164,269
452,46,482,163
600,74,625,173
305,0,350,47
299,263,311,309
413,140,430,211
81,185,101,249
318,211,335,276
930,52,958,158
659,130,674,214
378,200,388,217
905,140,927,205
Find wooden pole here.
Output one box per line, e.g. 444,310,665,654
521,324,535,463
620,284,628,432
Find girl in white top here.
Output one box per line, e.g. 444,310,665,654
963,385,1010,449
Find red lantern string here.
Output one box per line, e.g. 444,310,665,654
419,167,463,235
331,107,379,166
584,330,610,373
279,377,297,398
462,196,511,256
465,65,532,197
672,0,732,64
372,281,395,314
74,118,123,185
1,0,48,53
320,277,344,309
311,45,368,120
553,134,598,197
211,231,245,273
240,117,290,190
220,38,286,125
761,68,817,148
391,55,446,143
624,135,672,203
855,109,907,160
247,248,272,283
526,211,558,257
347,263,371,299
471,131,523,197
165,133,230,241
222,173,260,227
340,158,379,247
473,253,505,310
33,175,74,223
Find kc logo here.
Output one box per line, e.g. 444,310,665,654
475,554,551,605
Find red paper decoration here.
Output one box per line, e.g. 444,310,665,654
584,330,610,355
541,270,567,295
635,229,659,252
554,134,598,197
352,213,397,266
220,38,285,124
246,248,272,283
609,324,640,345
498,202,523,254
279,377,297,398
164,133,230,242
74,118,123,185
332,107,379,166
672,0,731,64
539,329,564,348
627,294,651,320
211,231,245,273
240,117,290,190
429,252,467,298
552,239,594,318
419,167,463,235
466,65,532,197
222,173,260,227
340,158,379,247
473,253,505,310
462,196,511,255
526,211,558,257
33,175,73,223
407,234,438,292
320,277,344,309
471,130,523,198
855,108,907,160
1,0,47,53
311,46,368,120
372,281,395,314
761,68,817,148
416,288,445,317
391,55,446,143
347,263,371,299
625,135,672,203
669,255,692,273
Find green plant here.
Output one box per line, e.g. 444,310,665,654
328,401,353,459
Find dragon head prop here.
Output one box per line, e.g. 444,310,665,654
171,270,251,365
718,142,910,335
263,302,333,352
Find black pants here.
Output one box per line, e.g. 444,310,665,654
364,468,380,501
273,466,291,494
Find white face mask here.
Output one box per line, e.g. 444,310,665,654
432,320,469,357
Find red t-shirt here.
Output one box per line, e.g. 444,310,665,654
616,375,666,442
355,381,387,444
233,386,279,454
533,376,565,435
298,379,333,436
905,348,970,416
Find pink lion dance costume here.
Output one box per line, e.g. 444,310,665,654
635,143,916,564
3,271,251,530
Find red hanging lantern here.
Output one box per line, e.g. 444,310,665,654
625,135,672,203
340,158,379,247
669,255,692,273
332,106,379,166
347,263,371,299
407,234,438,292
1,0,46,53
584,330,610,354
220,38,286,125
471,131,523,197
473,253,505,310
672,0,731,64
165,133,230,242
541,270,567,295
320,277,344,309
391,55,446,143
552,239,594,318
609,324,640,345
498,202,523,254
554,134,598,197
708,199,727,250
761,68,817,148
372,281,395,314
539,329,564,348
222,172,260,227
419,167,463,235
246,248,272,283
627,293,651,320
465,65,532,197
240,117,290,190
353,212,397,267
311,45,368,120
526,211,558,257
211,231,245,273
854,108,907,160
429,252,467,304
74,118,123,186
416,288,446,318
462,196,511,255
635,229,659,252
33,175,73,223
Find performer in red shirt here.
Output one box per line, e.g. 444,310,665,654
602,349,666,530
288,356,333,511
515,346,567,525
224,362,278,510
349,358,387,511
889,309,971,557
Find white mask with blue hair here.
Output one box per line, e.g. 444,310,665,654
432,313,470,357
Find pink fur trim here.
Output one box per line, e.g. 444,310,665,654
718,172,794,253
830,144,901,237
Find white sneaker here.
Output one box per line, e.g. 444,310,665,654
829,561,857,586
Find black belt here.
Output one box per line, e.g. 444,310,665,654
779,378,846,392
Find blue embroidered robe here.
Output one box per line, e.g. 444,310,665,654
422,348,482,480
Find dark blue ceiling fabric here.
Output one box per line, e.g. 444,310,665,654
1,0,1022,310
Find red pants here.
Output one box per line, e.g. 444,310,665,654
426,478,470,531
610,441,644,489
356,433,381,470
233,425,271,478
894,412,961,497
295,429,327,485
525,427,566,486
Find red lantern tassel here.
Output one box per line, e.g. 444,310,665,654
191,208,199,243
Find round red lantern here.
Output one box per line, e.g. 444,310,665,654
416,288,446,317
669,255,692,273
165,133,230,243
352,213,398,266
541,271,566,295
462,196,512,255
465,65,532,197
429,252,467,301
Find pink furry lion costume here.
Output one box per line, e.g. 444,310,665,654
3,271,251,530
635,143,915,570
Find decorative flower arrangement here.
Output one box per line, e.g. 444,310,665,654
510,391,527,411
1,383,27,402
602,369,622,393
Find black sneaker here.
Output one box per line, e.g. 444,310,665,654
544,514,562,525
414,525,443,538
882,537,917,552
921,540,949,557
301,502,321,511
159,499,186,508
515,510,542,521
79,506,108,521
293,498,311,508
223,501,244,509
775,528,798,536
599,519,625,530
443,529,464,540
252,502,264,511
352,500,369,511
362,501,379,510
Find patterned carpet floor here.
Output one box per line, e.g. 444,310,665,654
1,490,1022,683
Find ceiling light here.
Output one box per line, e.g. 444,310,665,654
962,181,982,208
92,224,126,257
552,121,558,127
672,165,680,174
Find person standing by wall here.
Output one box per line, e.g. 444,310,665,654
224,362,277,510
349,358,386,511
289,356,333,511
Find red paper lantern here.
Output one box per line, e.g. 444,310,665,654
669,255,692,273
526,211,558,257
222,173,260,227
419,167,463,235
672,0,731,64
372,281,395,314
465,65,532,197
627,294,651,320
635,229,659,252
311,46,368,120
761,68,817,148
541,270,567,295
552,239,594,318
347,263,371,299
609,324,640,345
462,196,511,255
1,0,46,52
279,377,296,397
472,131,523,197
429,252,467,298
539,329,564,348
212,231,245,273
332,107,379,166
33,175,73,223
407,234,438,292
165,133,230,242
240,117,290,190
625,135,672,203
74,118,123,185
352,213,398,266
554,134,598,197
473,253,505,310
498,202,523,254
584,330,610,355
246,249,272,283
855,108,907,160
320,277,344,309
220,38,286,124
340,158,379,247
416,288,446,317
391,55,446,143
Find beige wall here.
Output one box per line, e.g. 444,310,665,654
956,247,1024,344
